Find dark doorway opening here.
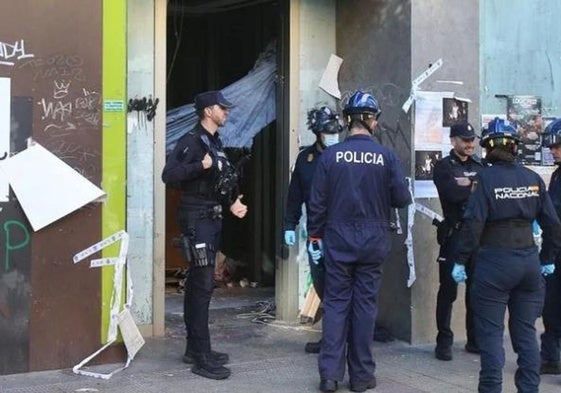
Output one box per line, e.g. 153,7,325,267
164,0,286,300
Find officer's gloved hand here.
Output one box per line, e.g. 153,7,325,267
541,263,555,277
284,230,296,246
451,263,467,284
307,238,323,264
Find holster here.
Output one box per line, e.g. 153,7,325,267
190,242,215,267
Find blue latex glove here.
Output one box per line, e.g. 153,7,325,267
284,230,296,246
451,263,467,284
307,239,323,264
541,263,555,277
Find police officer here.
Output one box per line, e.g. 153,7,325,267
451,117,561,393
540,118,561,375
307,91,411,393
432,122,484,361
161,90,248,380
283,106,342,354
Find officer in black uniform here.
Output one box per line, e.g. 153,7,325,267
161,90,248,380
307,91,411,393
540,118,561,375
432,122,484,361
451,117,561,393
283,106,342,354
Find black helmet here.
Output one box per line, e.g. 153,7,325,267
480,117,520,148
543,118,561,148
307,106,342,135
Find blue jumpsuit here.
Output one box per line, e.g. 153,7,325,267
284,143,325,299
432,150,484,351
307,134,411,384
541,166,561,364
453,161,561,393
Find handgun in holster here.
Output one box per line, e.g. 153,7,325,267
173,234,195,263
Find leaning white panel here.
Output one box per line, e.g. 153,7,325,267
0,142,106,231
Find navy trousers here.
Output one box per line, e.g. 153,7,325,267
179,208,222,354
541,264,561,363
471,247,544,393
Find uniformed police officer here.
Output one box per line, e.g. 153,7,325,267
161,90,248,380
451,117,561,393
540,118,561,375
283,106,342,354
432,122,484,361
307,91,411,393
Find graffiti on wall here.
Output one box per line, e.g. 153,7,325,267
0,39,34,67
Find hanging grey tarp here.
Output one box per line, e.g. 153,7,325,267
166,43,277,153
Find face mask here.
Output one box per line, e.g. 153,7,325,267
323,134,339,147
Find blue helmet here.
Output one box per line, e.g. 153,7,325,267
542,118,561,148
480,117,520,148
343,91,381,119
307,106,342,134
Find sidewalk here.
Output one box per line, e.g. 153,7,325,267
1,287,560,393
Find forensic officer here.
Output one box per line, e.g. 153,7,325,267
283,106,343,354
540,118,561,375
451,117,561,393
161,90,247,380
432,122,484,361
307,91,411,393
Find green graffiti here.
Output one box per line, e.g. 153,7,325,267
4,220,30,271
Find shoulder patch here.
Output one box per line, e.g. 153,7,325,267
307,153,314,162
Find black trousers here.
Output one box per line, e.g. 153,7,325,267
179,207,222,354
541,263,561,363
436,252,476,348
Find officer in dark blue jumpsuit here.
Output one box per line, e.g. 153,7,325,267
451,117,561,393
162,90,248,380
307,91,411,393
283,106,342,354
432,122,484,361
539,118,561,375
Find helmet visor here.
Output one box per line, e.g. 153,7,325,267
321,119,343,134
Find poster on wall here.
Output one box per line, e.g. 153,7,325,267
507,95,542,165
442,98,468,127
414,91,455,198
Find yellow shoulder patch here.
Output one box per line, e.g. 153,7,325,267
307,153,314,162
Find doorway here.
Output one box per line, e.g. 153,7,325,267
164,0,286,302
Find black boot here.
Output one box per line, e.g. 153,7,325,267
183,348,229,366
305,339,322,354
434,344,452,361
191,353,231,380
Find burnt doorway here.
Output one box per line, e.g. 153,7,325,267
165,0,286,296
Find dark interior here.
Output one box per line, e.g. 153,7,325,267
165,0,284,289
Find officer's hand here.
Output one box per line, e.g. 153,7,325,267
454,177,471,187
541,263,555,277
307,239,323,264
284,230,296,246
201,153,213,169
451,263,467,284
230,195,247,218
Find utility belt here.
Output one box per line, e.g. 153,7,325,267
480,220,534,249
191,204,223,220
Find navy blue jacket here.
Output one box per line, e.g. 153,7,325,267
453,161,561,265
162,123,237,207
307,134,411,259
433,150,485,224
283,143,323,231
548,166,561,263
